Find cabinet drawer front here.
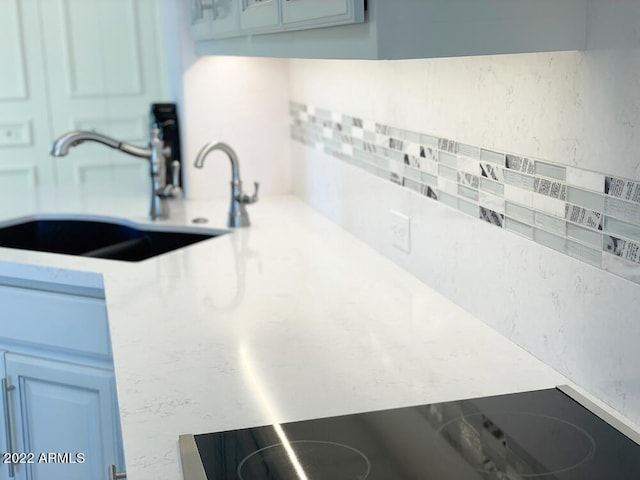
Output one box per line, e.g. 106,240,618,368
0,285,110,358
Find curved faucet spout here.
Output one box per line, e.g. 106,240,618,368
49,128,179,220
193,141,258,228
50,130,151,158
194,141,240,181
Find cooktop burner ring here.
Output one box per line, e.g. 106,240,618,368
237,439,372,480
433,410,597,478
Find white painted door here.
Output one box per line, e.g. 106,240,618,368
282,0,364,30
38,0,167,192
0,352,8,479
4,353,122,480
0,0,56,190
239,0,280,33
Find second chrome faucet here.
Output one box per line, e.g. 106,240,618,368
194,141,259,228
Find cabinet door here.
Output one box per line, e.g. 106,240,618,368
211,0,240,38
190,0,240,38
282,0,364,31
4,354,123,480
239,0,280,33
191,0,214,38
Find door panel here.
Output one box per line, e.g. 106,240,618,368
5,354,122,480
240,0,280,33
0,0,56,190
39,0,166,191
0,0,27,99
282,0,364,30
57,0,144,97
210,0,240,37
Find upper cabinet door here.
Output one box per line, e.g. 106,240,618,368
239,0,280,33
210,0,240,38
282,0,364,31
191,0,240,38
191,0,214,38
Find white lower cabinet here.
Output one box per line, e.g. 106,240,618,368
2,354,122,480
0,275,124,480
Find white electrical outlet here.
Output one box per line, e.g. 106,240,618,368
390,210,411,253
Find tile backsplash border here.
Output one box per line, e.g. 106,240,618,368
290,101,640,285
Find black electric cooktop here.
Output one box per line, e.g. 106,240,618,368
181,387,640,479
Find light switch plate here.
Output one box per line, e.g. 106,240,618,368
390,210,411,253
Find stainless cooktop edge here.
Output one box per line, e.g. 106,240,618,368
558,384,640,446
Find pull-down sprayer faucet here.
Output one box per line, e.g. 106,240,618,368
50,126,181,220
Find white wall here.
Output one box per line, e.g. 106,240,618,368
171,0,640,422
289,51,639,180
182,56,291,200
160,0,291,200
168,0,291,200
288,0,640,423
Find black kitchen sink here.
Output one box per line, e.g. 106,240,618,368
0,218,224,262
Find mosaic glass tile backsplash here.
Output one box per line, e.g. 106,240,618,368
289,101,640,285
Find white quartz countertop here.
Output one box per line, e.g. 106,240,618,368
0,190,584,479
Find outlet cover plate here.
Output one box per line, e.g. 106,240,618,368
390,210,411,253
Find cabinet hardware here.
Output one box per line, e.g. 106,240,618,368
2,377,16,478
109,464,127,480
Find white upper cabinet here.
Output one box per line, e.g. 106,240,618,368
194,0,588,60
239,0,280,33
282,0,364,31
211,0,241,38
191,0,240,38
193,0,364,39
191,0,214,38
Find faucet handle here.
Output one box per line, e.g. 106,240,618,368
171,160,181,188
240,182,259,205
157,161,183,199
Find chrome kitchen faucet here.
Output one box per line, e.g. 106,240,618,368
193,141,259,228
50,126,182,220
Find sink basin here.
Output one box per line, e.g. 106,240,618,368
0,216,225,262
